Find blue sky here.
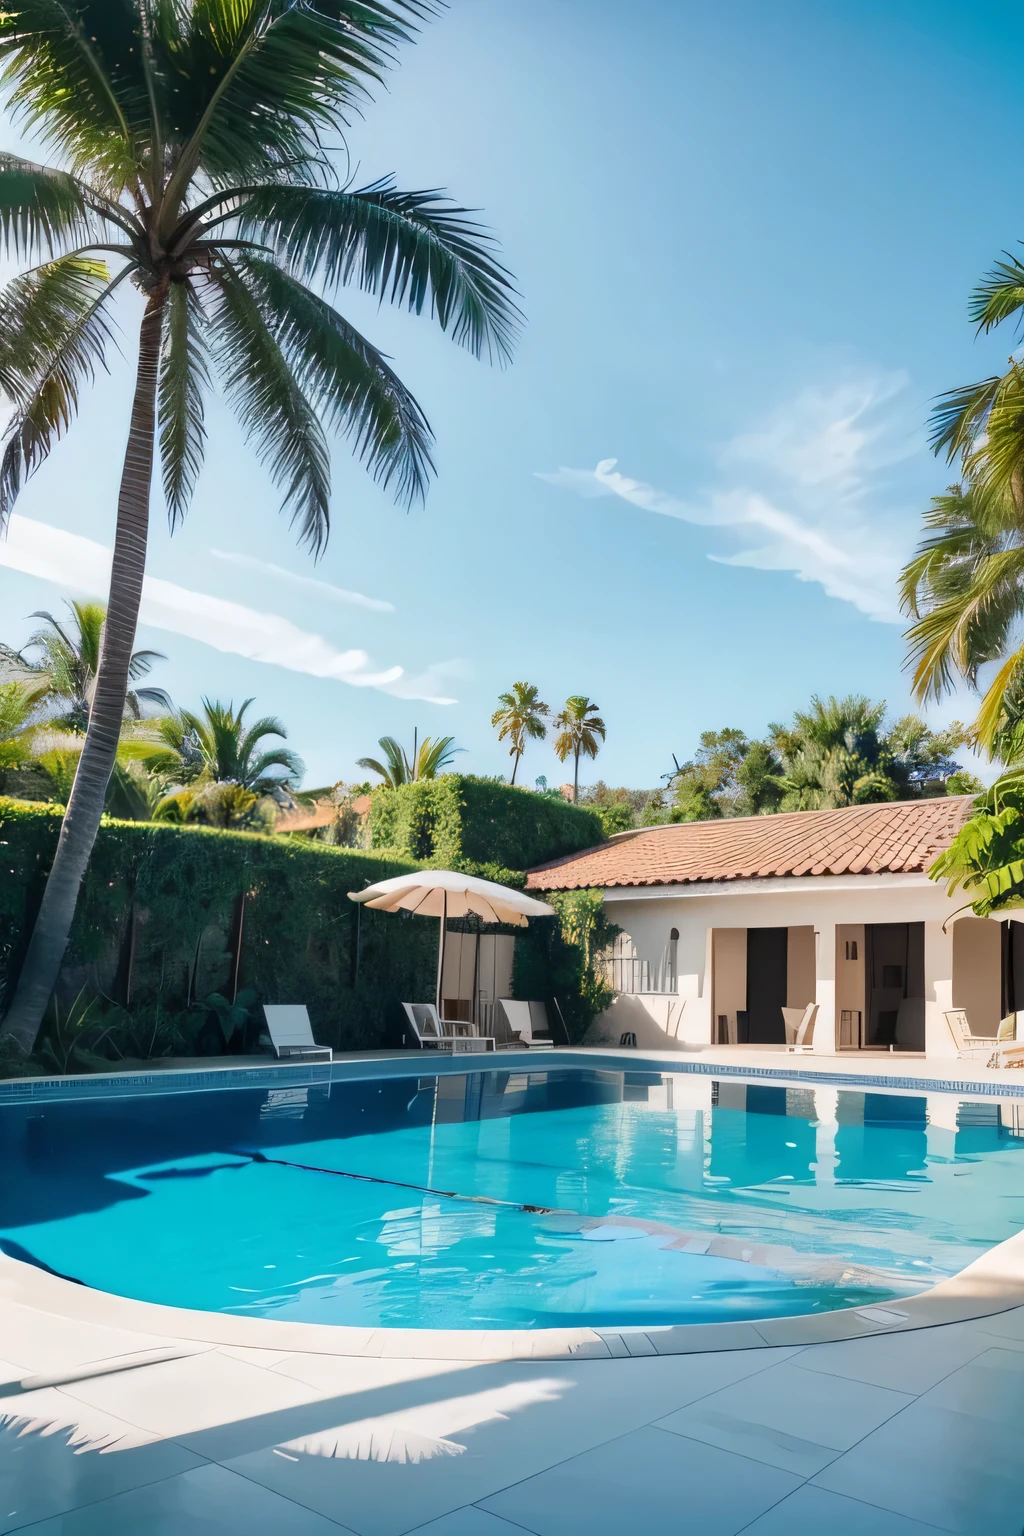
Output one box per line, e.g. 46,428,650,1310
3,0,1024,790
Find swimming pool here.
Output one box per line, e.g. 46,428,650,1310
2,1067,1023,1330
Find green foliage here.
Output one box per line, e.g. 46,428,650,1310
145,698,303,792
0,796,434,1053
515,889,618,1044
931,773,1024,914
663,701,969,823
369,775,604,869
204,988,257,1048
357,733,463,788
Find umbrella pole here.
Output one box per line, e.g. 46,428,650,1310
435,890,447,1018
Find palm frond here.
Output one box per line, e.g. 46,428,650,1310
207,255,330,552
235,178,521,363
0,255,130,527
162,0,437,210
158,281,210,526
0,0,148,192
969,251,1024,334
232,254,433,504
928,375,1003,463
0,152,105,257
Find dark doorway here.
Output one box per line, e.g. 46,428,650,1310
865,923,925,1049
1001,920,1024,1018
746,926,788,1043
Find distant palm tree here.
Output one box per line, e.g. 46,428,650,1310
26,601,170,732
491,681,548,785
553,696,606,802
357,733,462,788
145,698,303,792
0,1,519,1051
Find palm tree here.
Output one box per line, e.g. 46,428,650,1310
0,1,518,1051
357,733,462,787
145,698,303,792
491,681,548,785
771,695,896,810
901,250,1024,752
26,600,170,731
553,696,606,801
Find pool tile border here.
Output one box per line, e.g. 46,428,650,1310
2,1047,1023,1105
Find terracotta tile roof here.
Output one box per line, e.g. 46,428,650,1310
526,797,975,892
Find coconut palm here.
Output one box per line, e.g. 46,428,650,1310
901,250,1024,752
145,698,303,792
26,600,170,731
357,733,462,788
491,681,548,785
552,696,606,801
0,0,519,1051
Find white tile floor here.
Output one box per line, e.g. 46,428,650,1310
1,1300,1023,1534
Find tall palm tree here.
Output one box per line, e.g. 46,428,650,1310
901,250,1024,753
26,600,170,731
553,695,606,802
145,697,303,791
0,1,518,1051
357,732,461,787
491,681,548,785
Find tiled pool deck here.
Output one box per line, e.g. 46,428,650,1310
2,1047,1024,1533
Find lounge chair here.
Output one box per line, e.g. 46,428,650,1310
781,1002,818,1053
497,999,555,1050
401,1003,495,1053
981,1014,1023,1069
261,1005,333,1062
945,1008,999,1060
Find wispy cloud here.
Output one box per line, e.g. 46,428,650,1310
209,549,395,614
537,374,920,623
0,515,459,704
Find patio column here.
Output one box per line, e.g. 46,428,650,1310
813,921,837,1054
925,917,956,1058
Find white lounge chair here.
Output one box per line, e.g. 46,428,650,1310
497,999,555,1050
781,1003,818,1053
945,1009,998,1060
979,1014,1022,1069
261,1005,333,1062
401,1003,495,1053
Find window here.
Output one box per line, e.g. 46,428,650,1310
845,940,858,961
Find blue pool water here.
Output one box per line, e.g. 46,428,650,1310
2,1068,1023,1329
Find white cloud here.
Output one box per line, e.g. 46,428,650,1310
537,374,920,624
209,549,396,614
0,515,459,703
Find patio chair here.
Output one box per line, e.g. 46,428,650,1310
781,1002,818,1053
401,1003,495,1053
497,1000,555,1051
261,1005,333,1062
982,1013,1023,1069
945,1009,998,1060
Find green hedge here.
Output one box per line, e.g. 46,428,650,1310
369,775,603,870
0,797,434,1051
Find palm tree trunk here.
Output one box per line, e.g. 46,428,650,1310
510,750,519,786
573,747,580,802
1,293,166,1053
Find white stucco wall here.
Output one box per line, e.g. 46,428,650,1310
588,873,979,1058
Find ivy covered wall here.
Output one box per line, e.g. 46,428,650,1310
369,775,604,872
0,797,435,1052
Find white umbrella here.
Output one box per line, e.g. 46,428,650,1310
348,870,555,1014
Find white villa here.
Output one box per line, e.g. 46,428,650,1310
527,797,1015,1061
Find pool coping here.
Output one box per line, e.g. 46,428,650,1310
4,1050,1024,1362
